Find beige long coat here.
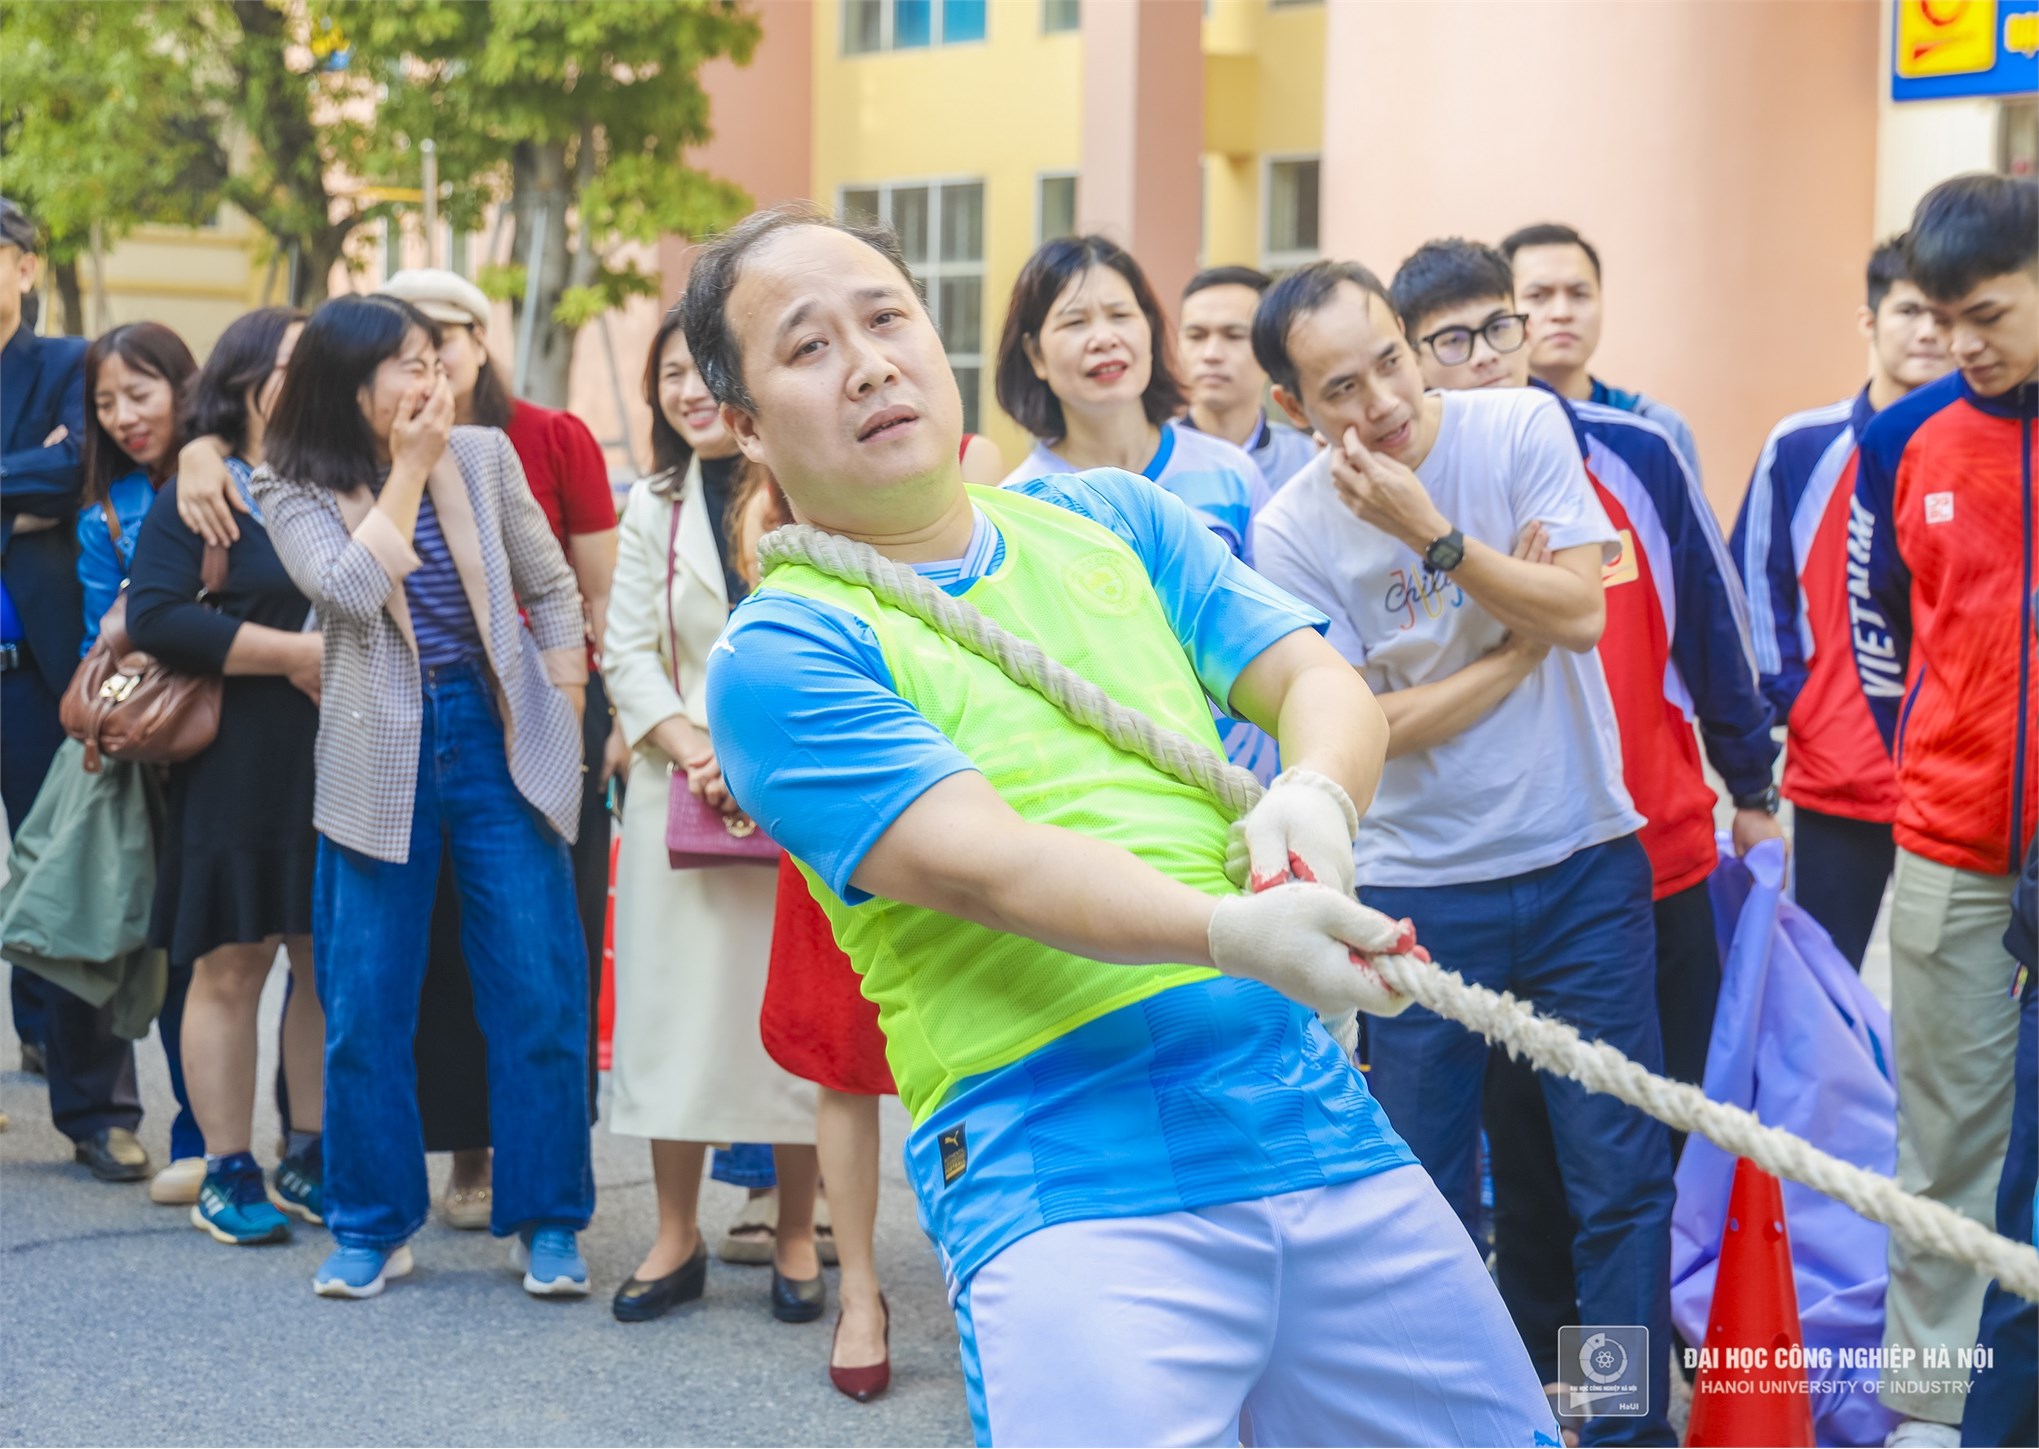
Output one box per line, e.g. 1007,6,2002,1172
601,459,815,1143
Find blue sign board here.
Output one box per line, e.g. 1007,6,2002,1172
1891,0,2039,102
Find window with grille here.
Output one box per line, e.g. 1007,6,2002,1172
841,181,988,433
1265,156,1321,269
844,0,988,54
1037,174,1078,244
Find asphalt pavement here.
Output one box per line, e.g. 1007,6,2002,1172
0,969,974,1449
0,792,1891,1447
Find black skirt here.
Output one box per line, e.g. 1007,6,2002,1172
149,675,318,965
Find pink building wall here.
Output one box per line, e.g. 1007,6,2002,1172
578,0,815,480
1321,0,1881,515
1080,0,1205,308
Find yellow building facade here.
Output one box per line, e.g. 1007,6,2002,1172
53,0,2036,504
799,0,1331,464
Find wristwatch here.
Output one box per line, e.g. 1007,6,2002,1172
1733,785,1780,814
1421,527,1466,575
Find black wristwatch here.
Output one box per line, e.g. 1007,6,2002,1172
1421,527,1466,574
1733,785,1780,814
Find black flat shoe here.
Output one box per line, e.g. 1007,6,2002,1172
771,1264,827,1323
612,1242,707,1322
73,1127,149,1182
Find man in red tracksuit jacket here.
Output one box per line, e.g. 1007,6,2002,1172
1731,237,1953,969
1849,173,2038,1445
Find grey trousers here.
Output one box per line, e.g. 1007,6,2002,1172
1881,848,2021,1426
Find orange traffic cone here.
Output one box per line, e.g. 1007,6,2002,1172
1685,1157,1816,1446
597,832,619,1073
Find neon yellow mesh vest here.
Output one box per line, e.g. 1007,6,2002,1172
764,484,1232,1122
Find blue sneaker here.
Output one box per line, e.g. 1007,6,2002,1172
269,1142,324,1224
190,1155,291,1246
514,1227,589,1297
313,1242,415,1299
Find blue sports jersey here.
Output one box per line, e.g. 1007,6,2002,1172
706,467,1408,1294
1002,422,1261,560
907,973,1416,1296
708,469,1324,901
1000,420,1281,778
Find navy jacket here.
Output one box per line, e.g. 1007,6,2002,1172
1,326,88,696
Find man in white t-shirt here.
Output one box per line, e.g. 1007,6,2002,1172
1249,261,1676,1447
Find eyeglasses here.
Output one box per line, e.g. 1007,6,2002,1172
1418,313,1528,367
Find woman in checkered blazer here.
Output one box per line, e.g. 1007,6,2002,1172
252,295,596,1302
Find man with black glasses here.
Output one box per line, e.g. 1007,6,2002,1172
1388,238,1779,1410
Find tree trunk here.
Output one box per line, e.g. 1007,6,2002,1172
508,138,577,407
52,255,85,336
292,225,351,307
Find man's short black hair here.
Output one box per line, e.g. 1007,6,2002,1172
0,196,39,255
1389,239,1516,337
1866,236,1911,314
1250,261,1392,395
1499,222,1601,281
1903,173,2039,303
680,203,921,415
1183,265,1273,302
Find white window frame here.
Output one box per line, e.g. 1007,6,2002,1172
838,177,988,428
1035,170,1078,245
1261,152,1322,272
842,0,989,55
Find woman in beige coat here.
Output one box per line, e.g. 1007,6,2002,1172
602,311,819,1323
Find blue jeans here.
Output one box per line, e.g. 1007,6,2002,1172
712,1143,776,1189
156,964,205,1162
313,661,592,1249
1362,835,1675,1448
1963,976,2037,1448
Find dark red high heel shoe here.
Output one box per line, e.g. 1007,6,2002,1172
828,1293,891,1402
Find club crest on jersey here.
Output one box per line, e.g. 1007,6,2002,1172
1063,549,1142,616
939,1125,968,1184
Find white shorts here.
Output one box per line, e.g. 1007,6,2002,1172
952,1164,1558,1447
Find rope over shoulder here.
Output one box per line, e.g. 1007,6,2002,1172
758,521,2039,1304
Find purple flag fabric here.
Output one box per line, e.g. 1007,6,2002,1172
1672,839,1899,1447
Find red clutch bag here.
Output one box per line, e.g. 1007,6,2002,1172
666,773,781,869
659,485,781,870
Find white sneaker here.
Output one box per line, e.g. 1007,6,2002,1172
149,1157,206,1206
1885,1419,1961,1447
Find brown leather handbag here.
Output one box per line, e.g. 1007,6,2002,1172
61,525,230,774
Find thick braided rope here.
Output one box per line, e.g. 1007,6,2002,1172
759,523,2039,1303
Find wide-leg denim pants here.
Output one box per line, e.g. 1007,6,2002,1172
314,660,593,1249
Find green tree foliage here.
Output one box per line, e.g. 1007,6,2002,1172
328,0,760,405
1,0,408,317
0,1,230,330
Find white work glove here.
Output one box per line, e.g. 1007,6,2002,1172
1208,882,1422,1019
1224,767,1360,901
